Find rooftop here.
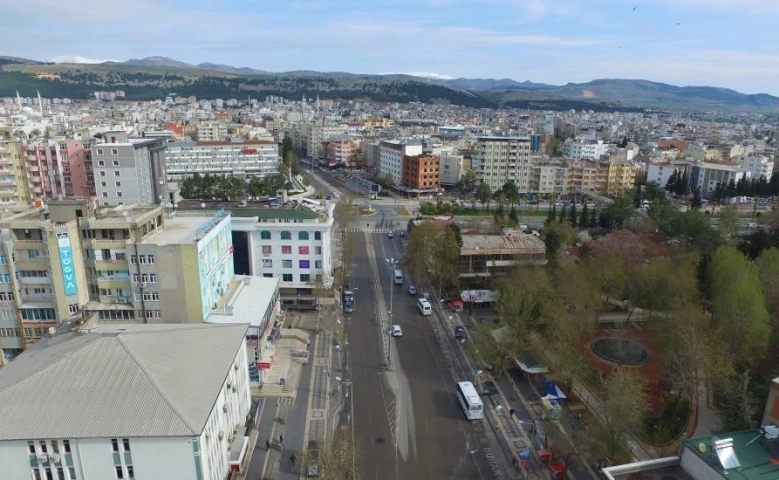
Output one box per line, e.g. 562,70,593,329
144,213,227,245
683,429,779,480
460,229,546,255
0,323,248,439
177,200,323,220
207,275,279,327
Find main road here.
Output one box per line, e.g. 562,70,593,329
344,225,506,479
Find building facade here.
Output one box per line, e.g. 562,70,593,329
0,323,252,480
439,154,464,186
90,131,166,206
403,154,440,190
378,140,422,185
165,140,280,180
476,136,532,192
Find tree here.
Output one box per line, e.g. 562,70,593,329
281,135,299,175
754,248,779,341
376,172,394,189
401,221,439,282
719,372,757,432
718,205,740,237
542,220,575,265
582,252,625,307
604,192,636,229
593,368,648,460
568,202,578,226
709,246,772,366
476,182,492,210
318,425,360,480
502,181,519,212
578,202,590,229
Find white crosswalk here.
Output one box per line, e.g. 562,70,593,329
345,227,395,233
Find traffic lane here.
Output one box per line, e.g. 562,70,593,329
391,288,494,479
348,234,400,479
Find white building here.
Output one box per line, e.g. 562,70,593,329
197,121,226,142
646,162,682,189
378,140,422,185
529,165,567,195
476,136,532,192
0,323,252,480
165,140,280,180
439,154,464,186
741,155,774,181
691,162,750,196
560,139,614,160
229,200,336,307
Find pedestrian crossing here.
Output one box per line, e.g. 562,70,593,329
345,227,396,233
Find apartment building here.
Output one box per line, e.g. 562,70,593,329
439,154,464,186
165,140,280,180
402,154,440,191
90,131,167,206
476,136,532,192
378,140,423,185
0,323,252,480
690,162,750,196
325,138,360,167
529,165,567,195
559,139,613,160
0,197,236,353
303,123,345,158
564,161,636,196
741,155,774,181
197,121,226,141
0,137,29,204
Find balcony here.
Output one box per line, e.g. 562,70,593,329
94,259,129,270
12,239,44,249
88,239,128,249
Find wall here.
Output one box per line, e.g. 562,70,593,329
157,243,203,322
131,436,196,480
0,440,33,480
78,437,119,479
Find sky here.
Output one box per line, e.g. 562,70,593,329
2,0,779,95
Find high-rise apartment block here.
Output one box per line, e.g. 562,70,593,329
379,140,422,185
476,136,532,192
90,131,167,207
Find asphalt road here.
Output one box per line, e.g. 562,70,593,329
346,227,500,480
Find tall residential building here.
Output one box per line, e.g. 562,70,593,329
402,154,440,191
378,140,422,185
90,131,167,206
559,139,614,160
0,137,29,204
439,154,464,186
22,140,61,202
197,121,226,141
165,140,280,180
741,155,774,181
325,139,360,167
303,123,345,158
690,162,750,196
0,198,235,352
0,323,252,480
529,165,567,195
476,136,532,192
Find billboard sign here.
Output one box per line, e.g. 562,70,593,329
57,234,78,296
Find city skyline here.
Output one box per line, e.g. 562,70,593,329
2,0,779,95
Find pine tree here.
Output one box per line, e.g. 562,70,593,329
579,203,590,229
720,373,757,431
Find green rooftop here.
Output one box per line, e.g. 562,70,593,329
684,429,779,479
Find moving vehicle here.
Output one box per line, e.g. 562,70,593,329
454,325,466,342
407,284,417,295
391,325,403,337
387,230,394,238
393,269,403,285
456,381,484,420
343,288,354,312
417,298,432,316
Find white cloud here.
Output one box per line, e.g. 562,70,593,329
382,72,454,79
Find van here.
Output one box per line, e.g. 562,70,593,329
417,298,432,316
393,269,403,285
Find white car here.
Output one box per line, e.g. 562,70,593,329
391,325,403,337
387,231,394,238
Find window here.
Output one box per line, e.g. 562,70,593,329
281,245,291,254
300,274,310,282
261,245,271,255
132,274,140,283
299,260,310,269
117,192,123,198
298,246,309,254
97,148,104,155
102,192,108,197
114,171,120,176
63,440,70,453
111,148,118,155
127,466,134,478
115,181,121,187
298,231,309,240
123,439,130,451
315,246,322,255
282,274,293,282
263,273,273,278
260,230,271,240
116,466,124,478
282,259,292,268
111,438,119,452
280,231,291,240
315,260,322,269
0,255,5,265
28,441,35,454
113,160,119,166
101,181,107,187
314,231,321,240
99,171,106,177
262,258,272,268
28,249,39,258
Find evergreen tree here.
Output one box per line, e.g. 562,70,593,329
590,209,599,229
568,202,578,226
547,203,557,224
579,202,590,229
559,205,568,223
691,188,703,209
665,170,678,192
720,373,757,431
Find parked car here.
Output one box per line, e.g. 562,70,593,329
481,380,498,397
387,230,394,238
391,325,403,337
407,284,417,295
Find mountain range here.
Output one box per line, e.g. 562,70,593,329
1,55,778,112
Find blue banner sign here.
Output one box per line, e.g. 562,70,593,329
57,234,78,296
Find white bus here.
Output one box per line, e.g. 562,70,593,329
456,381,484,420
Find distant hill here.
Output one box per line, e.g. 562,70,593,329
0,55,777,112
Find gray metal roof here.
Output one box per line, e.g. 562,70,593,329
0,323,248,440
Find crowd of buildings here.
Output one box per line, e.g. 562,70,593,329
0,92,778,480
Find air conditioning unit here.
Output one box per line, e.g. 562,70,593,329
37,454,49,464
49,454,60,464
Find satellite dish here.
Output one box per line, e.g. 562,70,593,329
201,202,206,209
48,327,56,336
